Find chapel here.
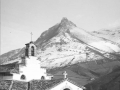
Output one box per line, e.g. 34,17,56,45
0,40,52,81
13,41,52,81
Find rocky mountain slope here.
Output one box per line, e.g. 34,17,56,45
92,27,120,44
0,48,25,65
35,18,120,68
0,18,120,69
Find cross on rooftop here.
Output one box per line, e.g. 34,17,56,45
63,71,67,79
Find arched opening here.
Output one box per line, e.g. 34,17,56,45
63,88,70,90
25,48,29,56
31,46,35,56
41,76,45,80
51,76,54,80
20,74,26,80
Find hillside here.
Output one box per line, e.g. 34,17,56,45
35,18,120,68
0,18,120,68
1,17,120,89
92,27,120,44
85,66,120,90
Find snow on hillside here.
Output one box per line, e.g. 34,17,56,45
0,18,120,69
35,18,120,68
69,27,120,53
92,27,120,44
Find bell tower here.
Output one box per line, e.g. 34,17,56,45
25,41,36,57
25,32,36,57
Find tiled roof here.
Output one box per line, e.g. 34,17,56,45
11,80,28,90
30,78,64,90
30,78,85,90
0,78,85,90
0,80,12,90
66,78,86,89
0,80,28,90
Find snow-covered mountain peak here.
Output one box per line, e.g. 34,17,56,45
34,19,120,68
60,17,76,28
1,18,120,69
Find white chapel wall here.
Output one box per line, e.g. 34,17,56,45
13,56,50,81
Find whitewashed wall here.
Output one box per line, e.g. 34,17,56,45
13,56,50,81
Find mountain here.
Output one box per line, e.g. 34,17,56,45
35,18,120,68
1,17,120,89
92,27,120,44
0,48,25,65
0,18,120,69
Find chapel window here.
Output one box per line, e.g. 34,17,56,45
41,76,45,80
20,74,26,80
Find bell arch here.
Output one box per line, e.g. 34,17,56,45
31,46,35,56
25,42,36,57
29,44,36,56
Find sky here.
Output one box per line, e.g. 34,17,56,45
1,0,120,54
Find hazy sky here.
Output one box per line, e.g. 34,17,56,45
1,0,120,54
